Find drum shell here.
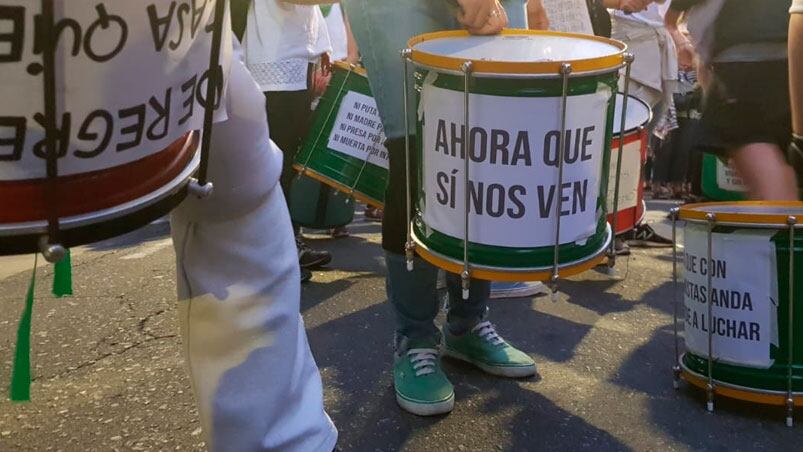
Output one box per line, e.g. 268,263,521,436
412,69,617,270
683,227,803,393
289,175,356,229
294,64,388,208
607,121,648,235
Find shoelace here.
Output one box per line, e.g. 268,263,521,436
406,348,439,377
472,321,504,346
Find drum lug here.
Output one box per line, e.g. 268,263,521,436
405,242,416,272
460,270,470,300
38,236,66,263
188,178,214,199
787,398,794,427
672,365,681,390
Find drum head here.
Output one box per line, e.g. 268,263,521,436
408,30,625,75
679,201,803,226
613,94,651,136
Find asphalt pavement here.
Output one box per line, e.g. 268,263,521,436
1,202,802,451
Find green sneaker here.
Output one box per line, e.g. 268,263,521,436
443,321,537,378
394,339,454,416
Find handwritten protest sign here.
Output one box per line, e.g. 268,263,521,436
327,91,389,170
421,84,610,248
0,0,232,180
683,225,779,368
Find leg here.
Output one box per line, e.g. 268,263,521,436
730,143,799,200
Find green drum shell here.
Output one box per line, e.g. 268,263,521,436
701,153,746,202
412,69,617,269
683,227,803,392
295,65,387,207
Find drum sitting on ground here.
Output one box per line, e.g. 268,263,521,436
294,62,389,208
608,94,651,235
672,202,803,423
407,30,627,282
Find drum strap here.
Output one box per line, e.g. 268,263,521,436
197,0,228,186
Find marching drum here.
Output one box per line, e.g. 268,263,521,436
403,30,629,295
0,0,230,258
608,94,650,235
294,61,389,208
671,202,803,425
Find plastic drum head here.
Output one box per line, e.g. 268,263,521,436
679,201,803,226
408,30,626,76
613,94,651,137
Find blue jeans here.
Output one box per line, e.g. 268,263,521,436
342,0,527,347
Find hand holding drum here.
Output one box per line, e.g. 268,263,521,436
456,0,509,35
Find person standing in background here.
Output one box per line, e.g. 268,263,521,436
238,0,335,283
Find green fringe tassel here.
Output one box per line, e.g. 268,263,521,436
10,255,37,402
52,249,72,298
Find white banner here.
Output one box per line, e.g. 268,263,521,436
716,158,748,192
606,139,641,212
421,84,610,248
683,225,779,368
326,91,389,170
0,0,232,180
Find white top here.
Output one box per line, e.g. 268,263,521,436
793,0,803,13
323,5,348,61
243,0,332,92
612,2,671,28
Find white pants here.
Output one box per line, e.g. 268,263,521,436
170,52,337,452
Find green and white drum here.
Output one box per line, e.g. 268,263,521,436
672,202,803,424
701,154,747,201
294,62,388,208
404,30,627,289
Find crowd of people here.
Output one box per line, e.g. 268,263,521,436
167,1,803,451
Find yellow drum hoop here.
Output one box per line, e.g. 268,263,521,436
407,29,627,75
292,164,384,210
678,201,803,226
332,60,368,77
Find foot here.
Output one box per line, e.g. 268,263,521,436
297,236,332,269
330,226,350,238
364,206,384,221
614,238,631,256
300,267,312,283
394,339,454,416
443,322,536,378
489,281,548,300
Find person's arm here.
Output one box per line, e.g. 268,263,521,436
664,8,694,70
527,0,550,30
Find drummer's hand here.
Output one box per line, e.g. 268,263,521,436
527,0,550,31
457,0,508,35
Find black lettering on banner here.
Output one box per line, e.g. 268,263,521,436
511,132,531,167
581,126,594,161
191,0,209,37
170,2,191,50
543,127,595,167
196,65,223,110
179,74,197,125
436,171,449,206
489,130,509,165
0,117,26,161
147,88,172,140
117,104,145,152
0,6,25,63
83,4,128,63
32,113,71,159
74,109,113,158
486,183,505,218
204,1,215,33
507,185,526,219
537,185,555,218
147,2,176,52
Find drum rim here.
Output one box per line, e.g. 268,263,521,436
613,93,652,138
407,29,627,76
411,223,612,281
332,60,368,77
292,163,384,209
678,201,803,226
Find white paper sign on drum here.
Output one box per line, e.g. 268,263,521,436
421,84,610,248
0,0,232,180
716,159,748,192
683,225,779,368
606,140,640,212
327,91,389,170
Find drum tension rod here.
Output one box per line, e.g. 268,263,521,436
670,206,681,389
786,215,797,427
551,63,573,303
705,212,716,413
460,60,473,300
401,48,416,272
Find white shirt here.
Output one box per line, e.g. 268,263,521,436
243,0,332,92
612,2,671,28
792,0,803,13
323,5,348,61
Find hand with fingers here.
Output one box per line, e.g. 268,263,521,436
456,0,509,35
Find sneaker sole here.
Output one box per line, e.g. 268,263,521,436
443,348,537,378
300,254,332,269
395,392,454,416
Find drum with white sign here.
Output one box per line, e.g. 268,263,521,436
294,62,389,208
608,94,650,235
402,30,629,293
671,202,803,425
701,154,748,201
0,0,230,257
